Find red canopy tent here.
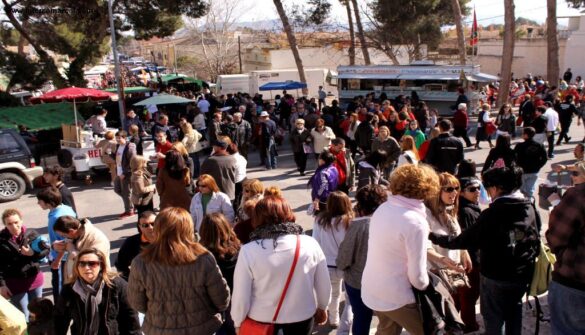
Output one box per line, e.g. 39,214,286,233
30,87,117,141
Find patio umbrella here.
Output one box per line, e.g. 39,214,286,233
30,86,117,141
133,94,194,106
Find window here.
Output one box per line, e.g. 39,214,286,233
0,133,22,155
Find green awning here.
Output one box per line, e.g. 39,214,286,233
158,74,206,87
0,103,84,131
105,86,153,94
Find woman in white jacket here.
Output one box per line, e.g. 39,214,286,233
311,118,336,159
231,196,331,335
189,174,235,232
312,191,354,331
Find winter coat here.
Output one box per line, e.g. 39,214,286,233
130,170,155,206
310,164,339,202
482,147,516,173
289,128,312,153
156,169,192,211
371,137,401,167
0,228,48,289
54,277,140,335
189,192,235,232
513,139,548,174
452,109,469,128
423,133,464,174
311,127,336,154
355,122,374,152
127,253,230,335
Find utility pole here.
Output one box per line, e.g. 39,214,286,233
238,35,243,74
108,0,125,124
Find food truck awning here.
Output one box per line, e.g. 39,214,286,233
466,73,500,82
337,72,498,82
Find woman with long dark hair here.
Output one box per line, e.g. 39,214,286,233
482,133,516,174
156,150,192,211
313,191,354,330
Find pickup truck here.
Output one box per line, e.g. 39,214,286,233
0,128,44,202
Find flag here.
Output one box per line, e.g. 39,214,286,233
470,8,478,46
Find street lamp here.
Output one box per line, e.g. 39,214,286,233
108,0,125,125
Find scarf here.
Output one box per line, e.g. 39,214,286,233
249,222,303,249
72,277,105,335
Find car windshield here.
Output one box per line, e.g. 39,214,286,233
0,133,22,155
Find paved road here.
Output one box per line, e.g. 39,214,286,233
4,121,582,334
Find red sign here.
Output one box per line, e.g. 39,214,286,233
87,149,101,158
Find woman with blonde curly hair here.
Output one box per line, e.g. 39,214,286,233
362,164,440,335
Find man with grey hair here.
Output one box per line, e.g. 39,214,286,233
233,112,252,159
453,103,473,147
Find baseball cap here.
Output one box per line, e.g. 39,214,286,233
259,111,269,117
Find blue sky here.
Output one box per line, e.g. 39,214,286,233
242,0,583,25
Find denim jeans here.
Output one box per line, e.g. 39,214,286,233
265,140,277,169
51,262,65,303
327,269,352,333
11,286,43,321
480,275,528,335
520,173,539,199
548,280,585,335
345,283,373,335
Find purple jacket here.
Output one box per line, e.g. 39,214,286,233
310,164,339,202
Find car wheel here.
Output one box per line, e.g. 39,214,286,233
0,173,26,202
58,149,73,168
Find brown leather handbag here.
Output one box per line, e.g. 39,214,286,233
239,235,301,335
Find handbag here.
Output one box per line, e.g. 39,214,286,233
485,121,497,136
239,235,301,335
432,268,470,293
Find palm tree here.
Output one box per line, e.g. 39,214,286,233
341,0,356,65
273,0,308,94
351,0,371,64
497,0,515,107
450,0,466,65
547,0,559,84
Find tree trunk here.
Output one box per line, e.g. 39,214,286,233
351,0,370,65
273,0,308,94
547,0,559,84
497,0,515,107
450,0,466,65
2,1,67,88
344,0,356,65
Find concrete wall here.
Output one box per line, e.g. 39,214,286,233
564,15,585,79
476,38,567,79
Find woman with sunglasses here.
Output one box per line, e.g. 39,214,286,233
128,208,229,335
425,173,472,284
190,174,235,232
236,179,264,223
54,248,140,335
115,211,156,281
430,166,539,335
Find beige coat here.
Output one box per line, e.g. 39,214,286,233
127,252,230,335
63,219,111,283
131,170,155,206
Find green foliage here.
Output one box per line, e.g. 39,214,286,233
291,0,332,27
566,0,585,8
371,0,471,50
0,28,21,46
2,0,208,89
0,49,49,90
516,17,540,26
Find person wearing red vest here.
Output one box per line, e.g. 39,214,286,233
329,138,355,194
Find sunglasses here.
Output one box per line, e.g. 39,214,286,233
465,186,480,192
442,186,460,193
140,223,154,229
78,261,101,268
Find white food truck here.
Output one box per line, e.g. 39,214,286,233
216,68,337,99
337,64,499,114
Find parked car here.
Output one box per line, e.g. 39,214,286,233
0,128,43,202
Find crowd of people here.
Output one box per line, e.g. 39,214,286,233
1,79,585,335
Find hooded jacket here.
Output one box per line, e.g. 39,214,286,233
310,164,339,202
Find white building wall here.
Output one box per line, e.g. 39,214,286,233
563,16,585,78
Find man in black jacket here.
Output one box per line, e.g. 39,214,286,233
289,119,311,175
514,127,548,198
424,119,464,174
556,95,579,145
519,94,535,127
